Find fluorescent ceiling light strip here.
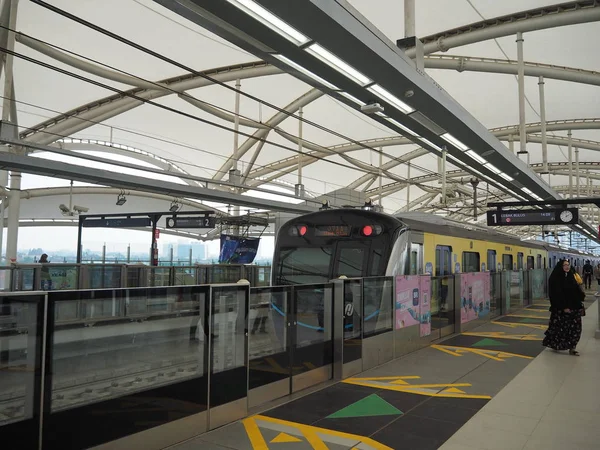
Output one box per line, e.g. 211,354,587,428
226,0,308,45
367,84,415,114
440,133,469,151
273,55,338,90
339,91,366,106
484,163,500,174
465,150,486,165
522,187,534,194
385,117,419,137
419,137,442,152
305,44,371,86
498,172,514,182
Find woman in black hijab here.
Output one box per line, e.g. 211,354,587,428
543,259,585,355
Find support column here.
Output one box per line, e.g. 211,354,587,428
295,107,304,198
568,130,573,198
404,0,415,37
2,0,19,263
232,78,241,173
378,147,383,209
441,147,447,206
470,178,479,220
406,161,411,211
538,76,548,175
575,147,580,197
516,32,528,161
508,135,514,153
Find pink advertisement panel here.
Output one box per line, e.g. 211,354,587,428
460,272,491,324
419,276,431,337
395,275,420,329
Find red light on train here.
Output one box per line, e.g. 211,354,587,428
362,225,373,236
299,225,307,236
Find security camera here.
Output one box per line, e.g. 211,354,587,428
73,205,89,213
360,102,384,114
59,204,70,213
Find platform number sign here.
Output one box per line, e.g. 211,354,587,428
487,208,578,226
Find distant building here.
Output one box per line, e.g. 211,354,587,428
177,241,207,262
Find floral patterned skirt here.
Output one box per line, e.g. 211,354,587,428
542,309,582,351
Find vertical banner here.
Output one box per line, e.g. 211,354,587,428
395,275,420,329
419,275,431,337
460,272,491,324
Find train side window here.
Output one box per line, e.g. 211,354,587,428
462,252,480,273
487,250,497,272
435,245,452,276
517,252,524,270
537,254,542,269
502,254,513,271
527,256,534,270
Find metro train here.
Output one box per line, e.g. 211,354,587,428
272,206,599,284
271,206,598,332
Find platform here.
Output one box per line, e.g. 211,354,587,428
168,295,598,450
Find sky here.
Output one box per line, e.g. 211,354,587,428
1,0,599,258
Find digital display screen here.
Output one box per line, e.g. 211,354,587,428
314,225,352,237
486,208,578,226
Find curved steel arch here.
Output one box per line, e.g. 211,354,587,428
406,1,600,56
22,61,280,145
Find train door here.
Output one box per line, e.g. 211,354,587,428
502,254,513,271
527,256,534,270
435,245,452,276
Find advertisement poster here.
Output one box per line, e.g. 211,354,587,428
460,272,491,324
219,234,260,264
395,275,420,329
419,276,431,337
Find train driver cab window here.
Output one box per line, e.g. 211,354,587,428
487,250,497,272
369,247,383,276
502,254,513,271
517,252,524,270
336,247,365,278
435,245,452,276
462,252,480,273
527,256,534,270
537,254,542,269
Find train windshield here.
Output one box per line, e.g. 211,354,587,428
278,247,333,285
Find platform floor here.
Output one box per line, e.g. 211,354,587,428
168,296,598,450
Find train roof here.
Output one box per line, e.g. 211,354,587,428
393,211,597,257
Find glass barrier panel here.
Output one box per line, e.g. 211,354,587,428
292,284,333,375
44,287,209,449
0,269,11,291
431,275,454,330
248,287,290,390
209,285,248,408
509,271,524,310
530,269,546,301
210,265,243,284
14,268,35,291
88,265,122,289
255,266,271,287
148,267,171,287
45,265,79,291
363,277,393,337
126,266,145,288
173,266,196,286
0,294,44,442
490,272,502,317
343,279,362,363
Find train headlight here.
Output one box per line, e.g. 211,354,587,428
362,225,373,236
299,225,307,236
290,225,308,236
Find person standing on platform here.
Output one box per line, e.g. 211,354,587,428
594,263,600,297
39,253,52,291
543,259,585,356
582,260,593,290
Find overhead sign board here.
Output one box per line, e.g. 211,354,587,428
166,216,216,229
83,217,152,228
486,208,578,226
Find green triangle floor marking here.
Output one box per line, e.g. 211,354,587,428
472,338,509,347
327,394,403,419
